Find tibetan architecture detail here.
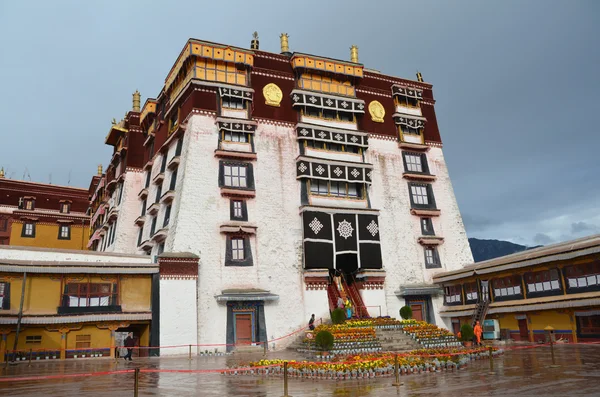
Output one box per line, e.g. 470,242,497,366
368,100,385,123
263,83,283,107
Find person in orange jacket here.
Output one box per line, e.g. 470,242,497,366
474,321,483,346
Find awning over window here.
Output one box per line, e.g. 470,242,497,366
216,118,257,133
296,123,368,147
392,85,423,100
218,87,253,101
395,285,443,296
296,157,373,184
291,90,365,113
215,289,279,302
393,114,426,129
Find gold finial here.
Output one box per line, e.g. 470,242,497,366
350,45,359,63
132,90,141,112
280,33,289,53
416,71,423,82
0,167,4,178
97,164,103,176
111,118,117,125
250,31,259,50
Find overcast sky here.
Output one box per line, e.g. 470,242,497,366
0,1,598,246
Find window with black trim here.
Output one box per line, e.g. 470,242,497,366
157,242,165,256
169,168,178,191
409,183,436,209
150,216,157,236
492,276,523,299
304,140,361,154
223,130,248,143
302,106,355,123
117,182,124,205
60,203,70,214
564,262,600,290
225,235,253,266
308,179,364,199
420,218,434,236
155,185,162,203
62,283,117,308
160,154,167,173
24,199,35,210
444,285,461,304
525,269,561,294
58,225,71,240
137,227,143,247
149,140,155,159
395,94,420,108
26,336,42,344
222,96,245,110
464,282,479,302
163,205,172,227
141,200,147,216
145,172,151,188
403,152,429,174
0,282,10,310
22,222,35,238
168,111,179,134
424,246,441,268
0,217,7,231
175,137,183,156
230,200,248,221
219,161,254,190
110,223,116,245
399,125,422,137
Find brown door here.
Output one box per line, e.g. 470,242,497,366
235,314,253,345
452,321,461,335
518,318,528,339
411,304,423,321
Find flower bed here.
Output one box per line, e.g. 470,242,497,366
227,347,503,380
401,321,461,348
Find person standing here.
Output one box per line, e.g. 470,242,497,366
123,332,134,361
337,296,344,309
345,299,352,319
474,321,483,346
308,314,316,330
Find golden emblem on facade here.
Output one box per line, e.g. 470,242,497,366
368,100,385,123
263,83,283,107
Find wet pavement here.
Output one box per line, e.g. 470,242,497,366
1,344,600,396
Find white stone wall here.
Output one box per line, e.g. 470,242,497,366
168,114,308,349
359,288,388,317
113,170,144,254
159,278,198,355
0,245,150,263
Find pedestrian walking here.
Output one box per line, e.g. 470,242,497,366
345,299,352,319
474,321,483,346
308,314,316,330
123,332,134,361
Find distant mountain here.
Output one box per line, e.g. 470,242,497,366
468,238,542,263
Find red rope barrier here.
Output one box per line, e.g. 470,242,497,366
0,369,134,383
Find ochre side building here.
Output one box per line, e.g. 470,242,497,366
0,174,90,249
0,246,158,362
433,235,600,343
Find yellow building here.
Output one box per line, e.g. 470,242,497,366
0,246,158,362
433,234,600,343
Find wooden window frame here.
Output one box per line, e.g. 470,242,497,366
0,282,10,310
444,285,462,304
307,179,365,200
424,246,441,269
26,335,42,344
225,235,253,266
58,224,71,240
420,217,435,236
408,183,437,209
301,107,356,124
230,200,248,221
62,283,117,308
21,222,36,238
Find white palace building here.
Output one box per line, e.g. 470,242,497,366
86,34,473,353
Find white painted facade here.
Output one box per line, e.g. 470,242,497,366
159,278,198,355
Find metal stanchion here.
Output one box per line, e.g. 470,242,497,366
545,325,560,368
282,361,291,397
488,346,495,374
392,354,403,386
188,345,192,361
28,349,32,367
263,341,268,356
133,367,140,397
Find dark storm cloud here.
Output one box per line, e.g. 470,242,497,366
0,0,598,246
571,222,599,234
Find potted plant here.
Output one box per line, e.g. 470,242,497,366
315,330,334,356
460,324,474,347
400,306,412,320
331,308,346,325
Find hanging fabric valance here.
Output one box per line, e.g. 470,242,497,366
296,157,373,184
296,124,368,148
218,87,253,101
393,114,426,129
216,118,257,133
392,85,423,100
291,90,365,113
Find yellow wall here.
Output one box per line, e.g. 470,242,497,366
68,325,112,350
120,276,152,311
10,221,88,250
5,326,62,351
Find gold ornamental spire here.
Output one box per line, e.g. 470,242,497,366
0,167,4,178
250,31,259,50
280,33,289,53
350,45,359,63
416,71,424,82
97,164,103,175
132,90,141,111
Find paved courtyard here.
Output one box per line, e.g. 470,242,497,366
1,344,599,396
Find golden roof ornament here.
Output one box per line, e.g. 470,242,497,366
350,45,359,63
111,118,117,125
132,90,141,112
0,167,4,178
263,83,283,107
251,31,259,50
97,164,103,176
280,33,289,53
416,71,424,82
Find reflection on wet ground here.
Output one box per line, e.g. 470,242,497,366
1,345,600,396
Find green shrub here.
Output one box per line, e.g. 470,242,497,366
460,324,474,342
399,306,412,320
315,330,334,351
331,308,346,325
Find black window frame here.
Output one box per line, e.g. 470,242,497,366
225,235,253,266
117,182,124,205
59,202,71,214
0,217,8,232
0,282,10,310
160,153,167,173
144,171,151,188
155,184,162,203
163,204,172,227
230,200,248,221
424,246,441,269
141,200,147,216
444,285,462,305
21,222,36,238
150,216,157,236
223,130,249,143
218,161,255,190
308,179,365,199
408,183,437,209
221,96,246,110
58,224,71,240
169,168,178,191
175,137,183,156
24,199,35,210
402,152,429,174
137,227,143,247
420,218,435,236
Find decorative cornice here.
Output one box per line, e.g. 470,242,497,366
252,69,295,81
253,118,295,128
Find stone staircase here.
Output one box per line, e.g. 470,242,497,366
376,328,421,353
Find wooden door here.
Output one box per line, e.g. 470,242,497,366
411,304,423,321
518,318,528,339
452,321,461,335
235,314,253,345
